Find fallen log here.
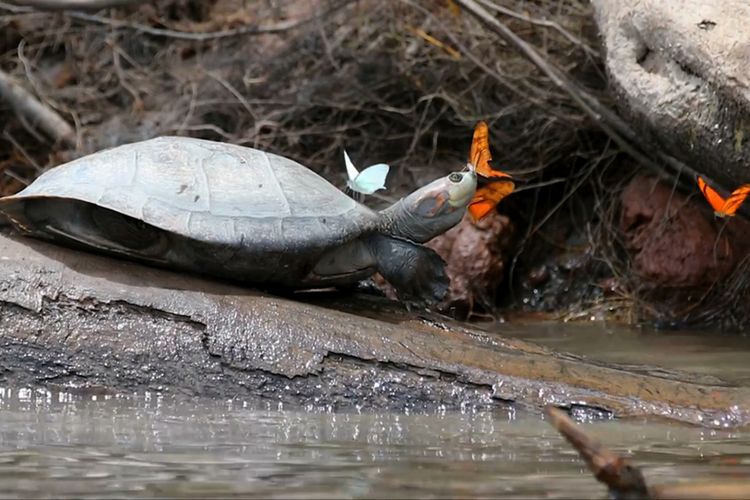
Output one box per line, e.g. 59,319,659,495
0,231,748,426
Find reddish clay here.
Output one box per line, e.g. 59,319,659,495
620,175,750,287
427,211,514,310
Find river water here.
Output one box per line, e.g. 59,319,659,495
1,323,749,498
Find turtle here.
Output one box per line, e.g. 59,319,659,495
0,136,477,303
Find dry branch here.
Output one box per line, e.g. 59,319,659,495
4,0,145,10
0,0,352,40
453,0,702,182
0,69,75,146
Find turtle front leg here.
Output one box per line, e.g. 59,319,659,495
366,233,449,305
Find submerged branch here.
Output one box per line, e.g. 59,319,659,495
546,406,650,498
547,406,750,500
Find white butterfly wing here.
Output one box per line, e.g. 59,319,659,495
344,150,359,181
352,163,389,194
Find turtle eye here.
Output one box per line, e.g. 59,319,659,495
448,172,463,183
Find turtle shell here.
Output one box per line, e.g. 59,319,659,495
0,137,381,285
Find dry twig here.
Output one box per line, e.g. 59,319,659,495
0,69,75,146
0,0,351,40
454,0,703,182
4,0,146,10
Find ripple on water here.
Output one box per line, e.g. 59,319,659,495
0,386,748,498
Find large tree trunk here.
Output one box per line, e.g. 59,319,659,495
592,0,750,188
0,231,747,426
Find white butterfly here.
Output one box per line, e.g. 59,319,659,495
344,150,389,195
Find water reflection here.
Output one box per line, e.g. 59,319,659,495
498,322,750,384
0,387,748,498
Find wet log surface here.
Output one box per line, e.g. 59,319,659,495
0,231,748,427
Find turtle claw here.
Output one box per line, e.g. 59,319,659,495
366,234,449,305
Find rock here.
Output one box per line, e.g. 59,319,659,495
0,230,748,426
620,174,750,287
591,0,750,187
427,212,514,314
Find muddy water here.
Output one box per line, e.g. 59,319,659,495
1,323,750,499
500,322,750,384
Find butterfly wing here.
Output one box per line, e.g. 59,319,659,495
344,150,359,182
722,184,750,216
467,198,496,221
468,180,515,222
465,121,515,221
351,163,390,195
697,176,728,215
468,121,512,180
469,121,491,173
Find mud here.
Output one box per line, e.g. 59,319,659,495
428,211,514,315
620,175,750,287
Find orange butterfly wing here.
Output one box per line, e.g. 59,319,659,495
467,121,514,221
468,180,515,222
722,185,750,216
697,177,726,213
468,121,511,180
697,176,750,217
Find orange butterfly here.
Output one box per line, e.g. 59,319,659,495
467,121,514,221
697,176,750,218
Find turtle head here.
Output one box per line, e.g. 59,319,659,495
383,170,477,243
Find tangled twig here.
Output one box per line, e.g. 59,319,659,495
0,69,75,145
4,0,146,10
455,0,704,183
0,0,352,41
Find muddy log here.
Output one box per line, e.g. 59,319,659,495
591,0,750,187
0,231,748,426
